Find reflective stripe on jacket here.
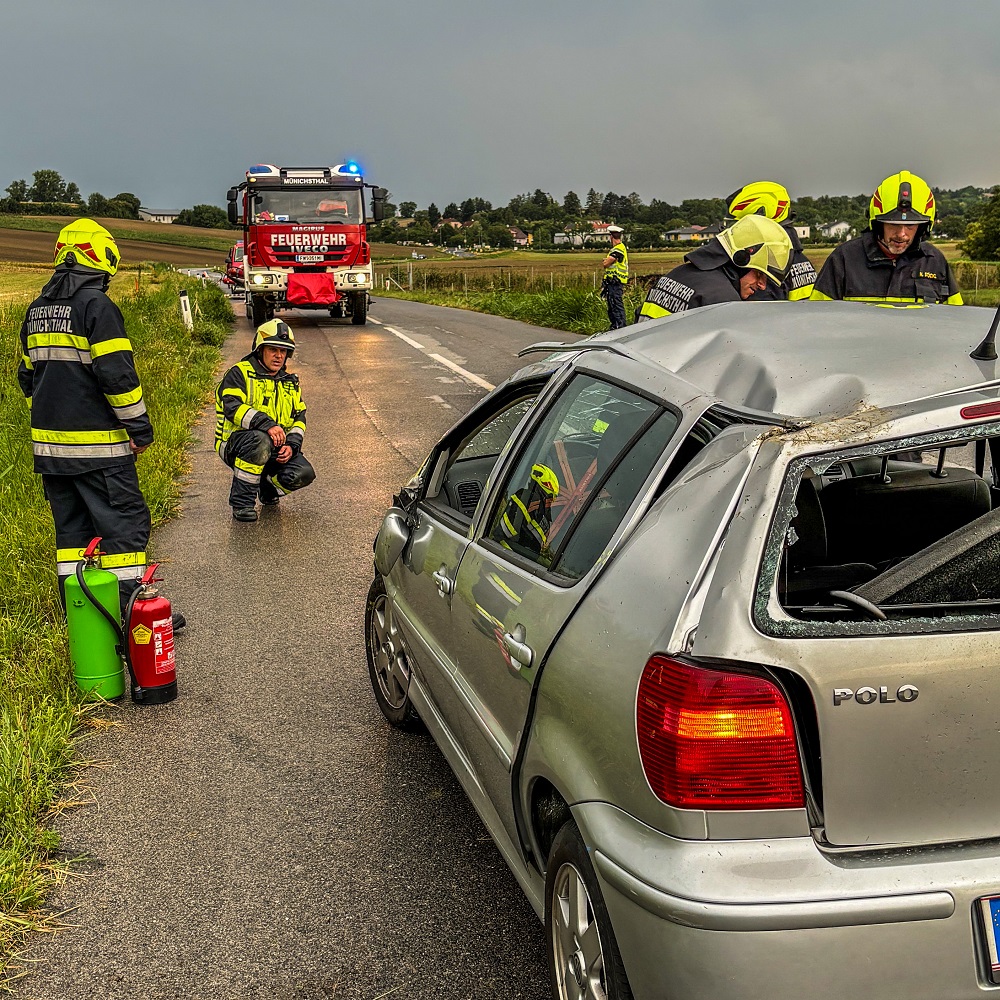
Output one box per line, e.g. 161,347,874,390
16,266,153,474
604,241,629,284
214,354,308,452
811,231,963,305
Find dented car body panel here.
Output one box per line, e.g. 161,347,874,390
371,301,1000,999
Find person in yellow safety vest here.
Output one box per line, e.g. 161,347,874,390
811,170,963,305
215,319,316,522
16,219,181,623
600,225,629,329
637,216,793,321
725,181,816,301
496,463,560,561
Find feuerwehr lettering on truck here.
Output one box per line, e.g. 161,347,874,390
270,232,348,251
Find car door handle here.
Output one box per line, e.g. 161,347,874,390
502,623,534,670
432,567,453,597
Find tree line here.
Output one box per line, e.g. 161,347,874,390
1,170,142,220
371,185,992,250
3,169,1000,258
0,170,234,229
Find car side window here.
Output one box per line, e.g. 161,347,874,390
554,410,678,580
428,396,537,520
487,374,672,573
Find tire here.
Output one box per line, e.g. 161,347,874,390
250,293,268,326
365,576,420,729
546,822,634,1000
351,290,368,325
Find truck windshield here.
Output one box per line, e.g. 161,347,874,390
252,188,363,225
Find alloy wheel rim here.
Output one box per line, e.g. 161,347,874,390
370,594,410,709
551,861,606,1000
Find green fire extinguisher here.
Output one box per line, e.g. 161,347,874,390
64,538,126,700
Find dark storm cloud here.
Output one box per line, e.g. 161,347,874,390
3,0,999,211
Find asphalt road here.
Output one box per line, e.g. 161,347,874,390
14,296,581,1000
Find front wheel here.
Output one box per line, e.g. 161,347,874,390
351,290,368,325
365,576,419,729
546,822,633,1000
250,293,268,326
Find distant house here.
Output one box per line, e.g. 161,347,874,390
819,220,853,239
138,208,181,224
664,225,707,242
793,224,811,240
508,226,529,247
554,231,584,247
437,218,463,230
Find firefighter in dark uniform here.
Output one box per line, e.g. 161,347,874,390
17,219,157,614
637,215,793,321
600,225,629,329
215,319,315,522
811,170,963,305
725,181,816,300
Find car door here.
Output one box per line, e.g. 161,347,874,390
447,361,692,848
386,376,548,738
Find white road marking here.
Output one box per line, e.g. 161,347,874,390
367,317,383,325
429,353,495,391
380,318,493,392
385,326,425,349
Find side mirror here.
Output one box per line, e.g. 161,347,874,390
374,508,410,577
227,201,239,226
371,187,388,224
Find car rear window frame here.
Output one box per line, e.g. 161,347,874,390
753,419,1000,639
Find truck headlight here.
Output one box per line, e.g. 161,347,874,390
251,274,273,285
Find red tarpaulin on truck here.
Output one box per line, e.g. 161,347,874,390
286,273,339,304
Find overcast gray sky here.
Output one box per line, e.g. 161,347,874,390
4,0,999,212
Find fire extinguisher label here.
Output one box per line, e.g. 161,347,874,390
151,617,175,674
131,623,153,644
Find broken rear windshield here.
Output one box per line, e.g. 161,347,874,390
755,423,1000,637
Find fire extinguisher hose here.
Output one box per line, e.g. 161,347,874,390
74,561,142,696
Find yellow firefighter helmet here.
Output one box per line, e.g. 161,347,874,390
717,216,792,286
53,218,121,275
726,181,793,225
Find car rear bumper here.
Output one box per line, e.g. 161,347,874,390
573,802,998,999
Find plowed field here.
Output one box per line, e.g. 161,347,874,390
0,227,225,268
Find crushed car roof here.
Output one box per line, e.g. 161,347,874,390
596,301,1000,421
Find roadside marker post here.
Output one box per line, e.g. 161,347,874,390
179,289,194,331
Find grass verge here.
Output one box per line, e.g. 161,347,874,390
375,285,647,336
0,268,230,980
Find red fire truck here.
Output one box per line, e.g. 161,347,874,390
226,163,387,326
222,241,244,293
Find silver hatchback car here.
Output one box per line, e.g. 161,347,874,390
367,300,1000,1000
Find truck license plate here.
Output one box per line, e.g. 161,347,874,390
295,254,324,263
978,895,1000,983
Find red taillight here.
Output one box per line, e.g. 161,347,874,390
636,656,805,810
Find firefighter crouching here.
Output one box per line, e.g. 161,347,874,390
16,219,171,618
637,215,793,321
215,320,316,522
811,170,963,305
725,181,816,300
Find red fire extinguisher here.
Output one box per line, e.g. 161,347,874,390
124,563,178,704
